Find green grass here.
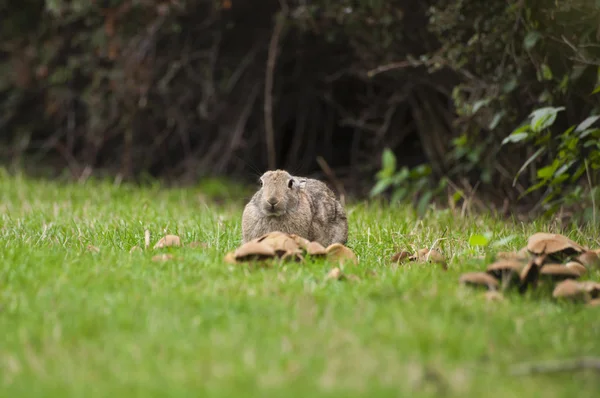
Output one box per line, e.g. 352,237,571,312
1,171,599,397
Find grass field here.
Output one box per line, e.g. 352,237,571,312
1,171,599,397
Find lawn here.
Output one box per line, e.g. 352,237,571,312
0,171,599,397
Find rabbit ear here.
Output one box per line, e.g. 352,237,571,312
296,178,307,189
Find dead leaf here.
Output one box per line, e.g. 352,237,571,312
325,243,358,265
153,234,182,249
87,245,100,253
527,232,586,256
459,272,499,290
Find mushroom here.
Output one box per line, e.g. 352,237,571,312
233,241,276,261
153,234,182,249
526,232,585,257
305,241,327,256
459,272,499,290
325,243,358,265
486,260,523,281
576,251,600,270
552,280,592,302
258,232,300,257
539,264,581,281
565,261,587,276
391,251,411,263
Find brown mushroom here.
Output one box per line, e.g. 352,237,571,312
305,241,327,256
552,280,592,302
289,234,311,250
576,251,600,270
565,261,587,276
519,256,546,293
233,241,276,261
526,232,585,256
258,232,300,257
325,243,358,265
391,251,411,263
539,264,581,281
459,272,499,290
486,260,524,280
223,252,239,264
153,234,182,249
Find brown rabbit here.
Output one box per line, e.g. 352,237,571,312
242,170,348,247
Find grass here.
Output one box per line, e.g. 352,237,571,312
1,171,599,397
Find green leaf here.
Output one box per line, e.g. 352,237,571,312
390,187,408,203
529,106,565,133
541,64,553,80
512,147,545,187
489,111,505,130
502,132,528,145
575,115,600,132
370,178,391,197
523,31,542,50
381,148,396,173
472,98,491,114
469,234,489,247
502,77,518,94
416,191,433,218
537,164,557,179
592,85,600,95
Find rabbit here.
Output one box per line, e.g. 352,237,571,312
242,169,348,247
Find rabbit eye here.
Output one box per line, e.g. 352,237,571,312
288,179,294,189
259,179,263,187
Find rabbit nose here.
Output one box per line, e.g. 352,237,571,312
267,197,278,206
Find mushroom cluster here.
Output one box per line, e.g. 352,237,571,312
223,231,358,266
459,232,600,306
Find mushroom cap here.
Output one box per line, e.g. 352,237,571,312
153,234,182,249
565,261,588,276
576,251,600,270
552,279,592,302
391,251,411,263
233,241,276,261
459,272,499,290
486,260,524,278
305,241,327,256
527,232,585,255
325,243,358,265
539,264,581,280
258,232,300,257
288,234,312,250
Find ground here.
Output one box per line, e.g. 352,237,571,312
0,171,599,397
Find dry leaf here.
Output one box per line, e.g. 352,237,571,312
459,272,499,290
153,234,182,249
87,245,100,253
144,230,151,249
325,243,358,265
